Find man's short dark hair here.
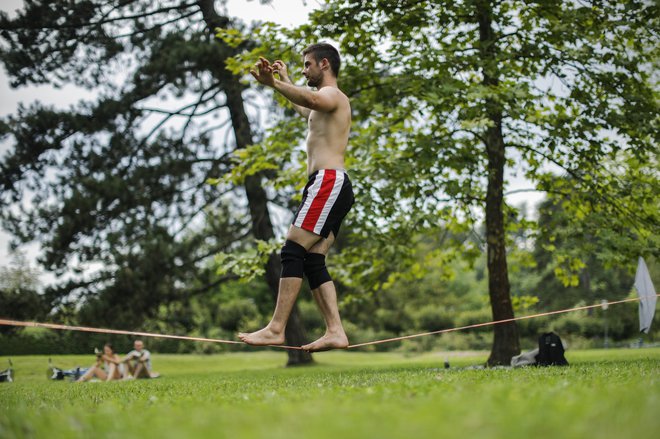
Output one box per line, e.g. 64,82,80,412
302,43,341,77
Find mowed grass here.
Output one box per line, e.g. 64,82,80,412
1,348,659,439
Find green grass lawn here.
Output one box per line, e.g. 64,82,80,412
1,348,659,439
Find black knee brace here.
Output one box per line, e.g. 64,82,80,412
280,240,307,278
304,253,332,289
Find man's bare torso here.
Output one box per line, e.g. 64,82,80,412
305,87,351,175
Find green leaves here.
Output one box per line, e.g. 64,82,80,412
214,239,281,282
219,117,307,189
552,255,587,288
214,28,246,49
219,22,308,78
222,0,659,299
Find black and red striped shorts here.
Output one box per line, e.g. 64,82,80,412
292,169,354,239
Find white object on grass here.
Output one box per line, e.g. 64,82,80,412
635,257,657,334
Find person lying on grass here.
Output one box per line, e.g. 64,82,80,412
76,343,124,382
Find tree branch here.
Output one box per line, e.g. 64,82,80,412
1,2,200,31
181,86,225,139
111,9,201,39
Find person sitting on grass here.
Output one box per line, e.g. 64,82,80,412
122,339,157,379
76,343,124,382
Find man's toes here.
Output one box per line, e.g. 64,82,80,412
302,343,316,351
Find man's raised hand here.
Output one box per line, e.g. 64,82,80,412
250,56,275,87
272,60,291,83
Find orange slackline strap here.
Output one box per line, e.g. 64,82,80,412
0,294,656,350
0,319,303,350
347,294,658,348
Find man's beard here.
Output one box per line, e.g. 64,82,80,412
306,73,322,88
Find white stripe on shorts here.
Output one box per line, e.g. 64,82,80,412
313,171,345,235
293,169,325,229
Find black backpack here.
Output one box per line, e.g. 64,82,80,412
536,332,568,366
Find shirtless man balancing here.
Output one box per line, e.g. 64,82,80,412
239,43,354,352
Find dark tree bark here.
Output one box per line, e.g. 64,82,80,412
198,0,312,365
476,0,521,366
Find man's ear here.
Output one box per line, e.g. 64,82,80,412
320,58,330,72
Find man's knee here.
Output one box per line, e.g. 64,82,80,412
304,253,332,289
281,239,307,278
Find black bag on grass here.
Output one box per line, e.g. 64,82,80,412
536,332,568,366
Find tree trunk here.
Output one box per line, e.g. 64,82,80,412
476,0,521,366
198,0,312,365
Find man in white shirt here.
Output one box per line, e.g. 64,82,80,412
123,339,153,379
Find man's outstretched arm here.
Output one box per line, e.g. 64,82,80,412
272,81,339,113
251,57,339,113
272,60,311,118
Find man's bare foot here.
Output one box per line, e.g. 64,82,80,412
238,326,285,346
302,332,349,352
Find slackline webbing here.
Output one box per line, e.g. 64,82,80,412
0,294,656,350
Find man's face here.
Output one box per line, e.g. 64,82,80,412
302,54,323,88
134,341,144,352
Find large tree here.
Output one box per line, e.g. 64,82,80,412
224,0,658,364
0,0,312,364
